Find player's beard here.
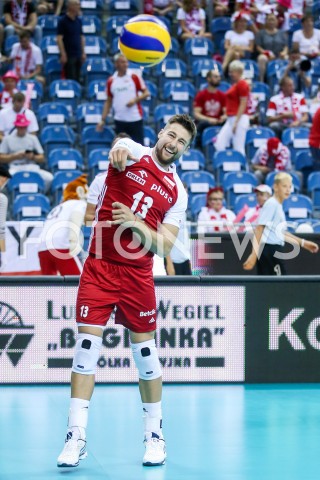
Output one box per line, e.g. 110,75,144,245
155,143,179,167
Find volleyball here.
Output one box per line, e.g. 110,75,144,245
119,15,171,67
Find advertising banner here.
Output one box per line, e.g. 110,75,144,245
0,284,245,383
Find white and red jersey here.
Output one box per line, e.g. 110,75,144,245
193,89,226,119
252,143,292,170
247,92,259,115
87,171,108,205
106,70,146,122
38,199,87,252
289,0,305,18
10,42,43,77
89,139,188,268
266,92,308,123
197,206,236,233
0,88,18,109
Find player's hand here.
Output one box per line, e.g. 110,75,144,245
126,99,136,107
110,202,136,226
243,252,256,270
303,240,319,253
109,148,139,172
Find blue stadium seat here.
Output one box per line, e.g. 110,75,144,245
81,58,113,86
178,149,206,171
210,17,231,53
109,0,138,16
4,35,19,56
184,38,214,66
201,126,221,160
88,148,110,179
81,15,102,36
81,126,115,156
106,16,130,45
167,37,180,59
154,59,187,89
142,80,158,119
240,60,259,82
162,80,196,112
281,127,310,162
84,36,107,58
153,104,185,131
76,103,103,132
40,126,75,156
87,80,107,103
265,171,301,193
38,15,59,36
283,194,313,220
295,150,314,186
38,102,71,128
192,59,223,88
307,172,320,210
223,172,258,208
44,57,62,84
234,194,257,215
245,127,275,159
266,60,289,93
7,172,45,201
13,194,50,221
51,170,83,204
213,150,247,184
48,148,84,173
40,36,59,61
143,126,157,147
180,171,215,197
17,79,44,110
189,194,207,219
49,80,82,111
200,80,231,92
80,0,103,16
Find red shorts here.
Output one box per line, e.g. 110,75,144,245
76,254,157,333
39,249,82,275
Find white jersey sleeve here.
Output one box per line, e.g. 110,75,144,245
162,174,188,228
87,172,108,205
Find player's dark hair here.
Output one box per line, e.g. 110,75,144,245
111,132,132,148
167,114,197,144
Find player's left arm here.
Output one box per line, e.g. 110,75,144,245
284,232,319,253
110,201,179,257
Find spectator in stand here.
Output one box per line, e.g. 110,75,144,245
153,0,175,19
245,77,259,125
177,0,212,41
57,0,86,82
215,60,250,157
222,11,255,74
251,137,293,183
0,92,39,143
193,70,227,147
10,31,45,86
0,165,11,255
37,0,64,15
213,0,229,17
289,0,305,20
266,75,309,139
38,174,88,275
255,12,288,82
235,184,272,226
309,107,320,171
96,54,150,144
282,46,312,94
3,0,42,46
0,71,19,110
0,113,53,191
292,15,320,59
197,187,236,233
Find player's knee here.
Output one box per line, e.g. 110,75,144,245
131,339,162,381
72,333,102,375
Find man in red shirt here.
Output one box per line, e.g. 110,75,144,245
215,60,250,156
309,106,320,171
193,69,226,147
57,114,197,469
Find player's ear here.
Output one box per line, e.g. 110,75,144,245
158,129,164,139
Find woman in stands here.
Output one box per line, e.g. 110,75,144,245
214,60,250,157
177,0,212,41
292,14,320,59
222,11,255,73
256,12,288,82
197,187,235,233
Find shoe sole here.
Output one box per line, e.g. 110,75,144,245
143,459,166,467
57,450,87,468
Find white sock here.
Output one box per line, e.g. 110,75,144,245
68,398,89,439
143,401,163,438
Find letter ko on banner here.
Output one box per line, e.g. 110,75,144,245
0,284,245,383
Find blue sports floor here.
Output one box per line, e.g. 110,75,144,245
0,384,319,480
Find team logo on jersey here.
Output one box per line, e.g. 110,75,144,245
139,170,148,178
141,156,150,163
163,175,175,191
126,171,146,186
150,184,173,203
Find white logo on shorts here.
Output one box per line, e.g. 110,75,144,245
140,309,156,317
149,317,156,323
